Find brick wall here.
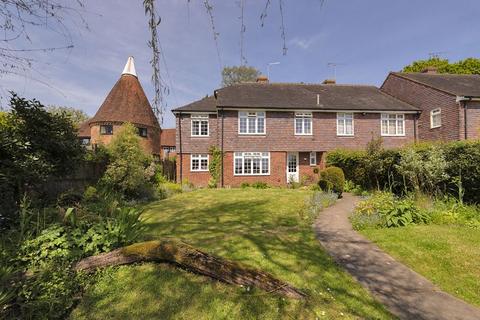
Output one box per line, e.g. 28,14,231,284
381,73,460,141
459,101,480,140
90,122,160,155
175,113,219,154
176,153,211,187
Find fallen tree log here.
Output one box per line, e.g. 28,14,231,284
74,239,306,299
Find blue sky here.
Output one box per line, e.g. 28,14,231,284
1,0,479,128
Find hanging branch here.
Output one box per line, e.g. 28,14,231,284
0,0,87,78
239,0,247,65
278,0,287,55
203,0,222,69
260,0,271,27
143,0,166,125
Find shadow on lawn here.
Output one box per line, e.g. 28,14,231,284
74,192,391,319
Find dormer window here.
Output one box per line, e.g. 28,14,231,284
295,112,312,135
239,111,265,134
191,114,209,137
100,125,113,135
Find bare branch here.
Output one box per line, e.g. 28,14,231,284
203,0,222,69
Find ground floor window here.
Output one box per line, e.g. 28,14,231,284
191,154,208,172
234,152,270,175
309,151,317,166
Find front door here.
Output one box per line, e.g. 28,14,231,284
286,152,299,183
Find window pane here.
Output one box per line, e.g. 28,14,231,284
295,118,303,134
239,118,247,133
345,119,353,135
201,121,208,135
248,118,256,133
191,159,199,171
337,119,345,135
257,117,265,133
192,121,199,135
261,158,269,173
388,120,396,134
244,158,252,174
382,120,388,135
304,118,311,134
252,158,260,174
397,119,404,135
200,159,208,170
235,158,242,174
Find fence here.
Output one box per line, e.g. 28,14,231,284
160,159,176,181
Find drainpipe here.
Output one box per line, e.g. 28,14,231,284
413,113,418,143
221,107,225,188
178,112,183,184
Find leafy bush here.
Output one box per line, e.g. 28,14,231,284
351,192,429,230
251,182,269,189
318,166,345,197
100,123,154,200
240,182,250,188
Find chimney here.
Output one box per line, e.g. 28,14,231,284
322,79,336,85
256,75,269,83
422,66,438,74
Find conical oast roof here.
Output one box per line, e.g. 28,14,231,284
90,57,160,128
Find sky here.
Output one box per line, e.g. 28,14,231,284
1,0,479,128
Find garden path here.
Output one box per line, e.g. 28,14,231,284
314,193,480,320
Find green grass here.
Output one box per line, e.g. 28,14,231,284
361,225,480,306
72,189,392,319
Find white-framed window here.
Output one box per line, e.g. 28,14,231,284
234,152,270,175
191,114,209,137
430,108,442,128
294,112,312,135
381,113,405,136
309,152,317,166
238,111,265,134
191,154,209,172
337,113,354,136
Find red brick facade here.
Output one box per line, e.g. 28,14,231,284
381,73,480,142
176,111,416,187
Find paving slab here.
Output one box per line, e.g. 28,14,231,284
314,193,480,320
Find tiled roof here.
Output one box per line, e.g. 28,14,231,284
174,83,419,112
172,95,216,112
160,128,176,146
78,120,91,137
391,72,480,97
90,74,160,128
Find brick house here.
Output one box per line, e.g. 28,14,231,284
160,128,176,159
381,69,480,141
173,78,420,187
79,57,162,156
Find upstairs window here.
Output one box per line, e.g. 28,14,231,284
191,154,209,171
295,112,312,135
191,114,209,136
309,152,317,166
381,113,405,136
100,125,113,135
239,111,265,134
430,108,442,128
337,113,354,136
234,152,270,175
137,127,148,137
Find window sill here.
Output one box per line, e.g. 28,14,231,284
336,134,355,137
234,173,270,176
191,170,209,172
294,134,313,136
381,134,406,137
430,125,442,129
191,135,210,138
238,133,266,136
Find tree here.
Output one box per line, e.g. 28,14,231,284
221,65,261,87
46,106,89,126
0,94,84,227
402,57,480,74
100,123,154,199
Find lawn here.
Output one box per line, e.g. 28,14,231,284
72,188,392,319
361,225,480,307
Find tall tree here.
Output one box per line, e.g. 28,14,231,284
46,105,89,126
221,65,261,87
402,57,480,74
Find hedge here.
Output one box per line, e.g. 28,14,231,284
326,140,480,203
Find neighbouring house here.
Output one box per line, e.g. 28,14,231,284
160,128,176,159
173,77,420,187
381,68,480,141
79,57,161,156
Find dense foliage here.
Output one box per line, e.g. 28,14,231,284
208,145,222,188
0,94,84,228
318,166,345,197
327,140,480,203
402,57,480,74
100,123,155,200
221,65,261,87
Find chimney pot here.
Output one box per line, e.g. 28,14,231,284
256,75,269,83
322,79,336,85
422,66,438,74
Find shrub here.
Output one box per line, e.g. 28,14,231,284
240,182,250,189
251,182,269,189
318,166,345,197
83,186,98,203
157,182,183,198
100,123,154,200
